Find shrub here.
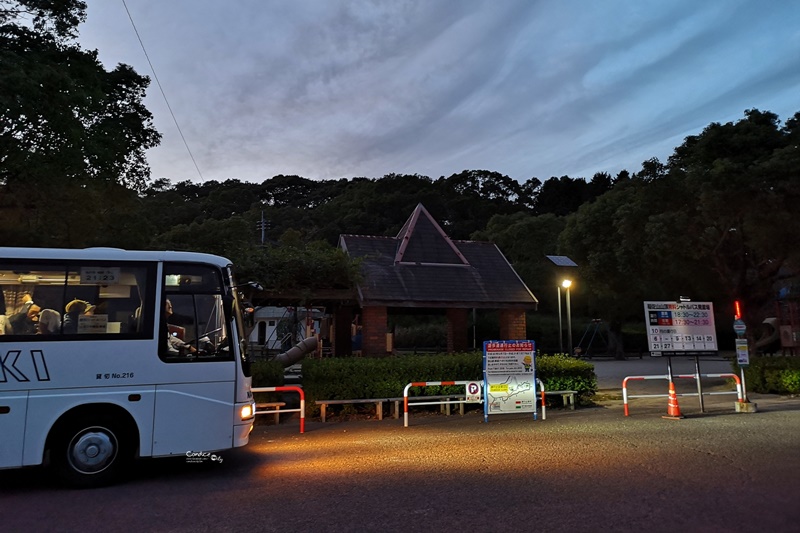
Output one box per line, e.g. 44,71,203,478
251,360,285,405
251,360,285,387
392,321,447,351
736,356,800,394
301,351,598,414
536,353,597,404
780,369,800,394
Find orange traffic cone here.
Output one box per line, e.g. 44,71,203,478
663,382,684,420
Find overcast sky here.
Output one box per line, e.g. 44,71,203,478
78,1,800,184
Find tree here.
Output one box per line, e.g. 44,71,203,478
559,179,656,319
436,170,530,239
663,109,800,329
1,0,160,190
261,175,321,208
533,175,600,216
517,177,541,210
472,212,566,310
587,171,614,197
150,215,255,259
312,174,445,242
560,109,800,345
440,169,524,203
0,0,160,246
233,235,361,303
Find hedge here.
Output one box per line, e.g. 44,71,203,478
250,360,285,405
298,352,597,414
734,356,800,395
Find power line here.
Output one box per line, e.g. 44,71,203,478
121,0,205,182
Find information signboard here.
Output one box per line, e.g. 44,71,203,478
643,301,718,356
736,339,750,367
483,340,536,420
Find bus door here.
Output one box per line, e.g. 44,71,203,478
151,264,237,455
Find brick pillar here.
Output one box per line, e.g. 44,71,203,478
332,306,353,356
361,306,388,356
446,308,469,352
499,309,527,340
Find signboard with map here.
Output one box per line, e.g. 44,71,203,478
483,340,537,422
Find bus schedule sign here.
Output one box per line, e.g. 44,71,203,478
644,301,718,356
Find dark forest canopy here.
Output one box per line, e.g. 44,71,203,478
1,3,798,332
139,170,616,245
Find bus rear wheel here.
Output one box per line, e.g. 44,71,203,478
54,417,131,488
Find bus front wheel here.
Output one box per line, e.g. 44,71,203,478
53,417,131,488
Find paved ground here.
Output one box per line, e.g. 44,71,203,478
584,352,787,420
589,352,737,391
2,354,797,532
3,392,799,533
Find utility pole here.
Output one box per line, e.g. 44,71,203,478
256,211,270,245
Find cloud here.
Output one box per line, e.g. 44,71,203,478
78,0,800,183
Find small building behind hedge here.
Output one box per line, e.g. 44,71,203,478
338,203,538,355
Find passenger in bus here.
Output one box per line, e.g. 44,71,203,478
9,302,41,335
165,299,196,355
15,292,35,313
0,315,11,334
37,309,61,334
6,292,35,331
63,299,95,334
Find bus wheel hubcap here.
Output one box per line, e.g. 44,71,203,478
69,429,116,473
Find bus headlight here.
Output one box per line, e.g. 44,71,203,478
240,401,255,420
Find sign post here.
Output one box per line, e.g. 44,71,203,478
644,301,718,413
733,314,757,412
735,339,750,367
465,381,482,403
483,340,537,423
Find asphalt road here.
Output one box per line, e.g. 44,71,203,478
2,384,799,533
590,353,739,391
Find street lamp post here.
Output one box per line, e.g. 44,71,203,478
562,279,573,356
545,255,578,356
557,285,563,354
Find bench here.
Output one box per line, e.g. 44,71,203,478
544,390,577,410
316,395,469,422
316,399,389,422
255,401,286,424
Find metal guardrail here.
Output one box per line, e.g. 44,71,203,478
403,380,476,427
622,373,742,416
252,385,306,433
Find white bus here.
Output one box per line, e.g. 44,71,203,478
0,247,257,487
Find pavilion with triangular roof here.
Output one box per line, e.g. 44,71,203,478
336,203,538,355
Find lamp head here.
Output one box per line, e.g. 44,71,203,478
561,279,572,289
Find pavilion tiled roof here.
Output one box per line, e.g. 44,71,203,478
338,204,538,309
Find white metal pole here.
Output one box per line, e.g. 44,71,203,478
566,287,572,356
557,285,563,354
